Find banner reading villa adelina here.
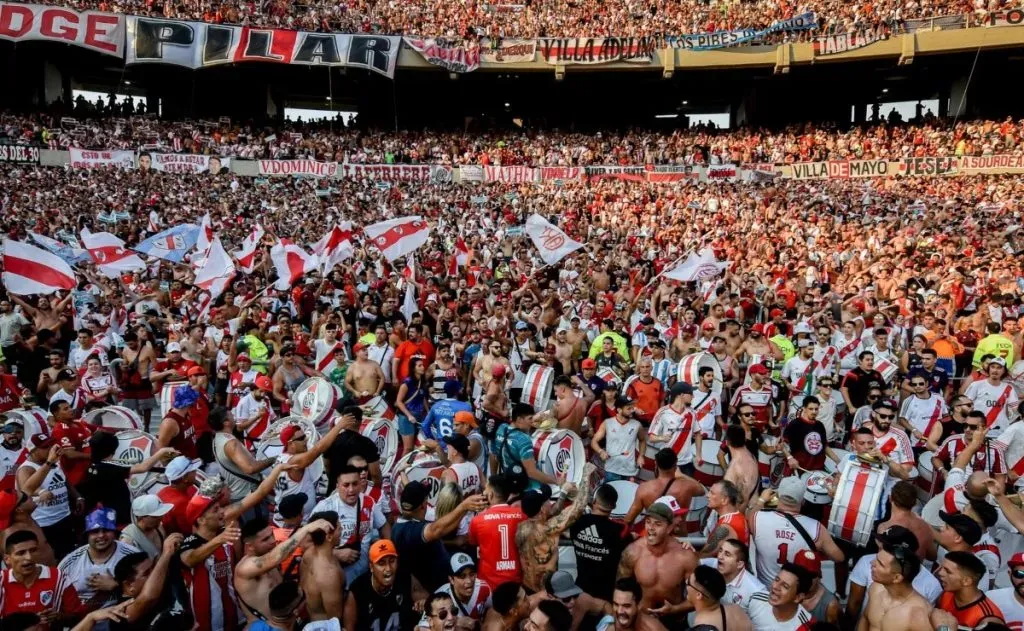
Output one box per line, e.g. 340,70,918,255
537,37,657,64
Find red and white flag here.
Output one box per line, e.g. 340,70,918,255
81,230,145,278
524,213,584,265
448,237,470,276
270,239,317,290
363,216,430,262
1,240,77,295
232,224,265,275
194,237,236,307
192,213,214,268
318,223,355,274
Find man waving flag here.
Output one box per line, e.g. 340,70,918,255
81,230,146,278
233,224,265,274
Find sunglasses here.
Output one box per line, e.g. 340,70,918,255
911,381,927,387
867,395,880,400
432,608,453,620
289,435,306,443
965,424,981,430
1012,568,1024,580
876,413,896,420
350,465,368,473
890,541,912,576
739,412,756,418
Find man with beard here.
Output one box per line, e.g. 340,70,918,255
617,501,697,622
780,339,819,410
10,294,71,339
56,507,140,612
343,539,419,631
232,375,276,449
781,396,839,474
985,552,1024,628
119,332,156,430
858,404,915,481
0,417,26,492
594,577,667,631
859,537,934,631
899,369,949,449
840,351,884,413
733,323,780,370
965,357,1019,432
720,425,759,505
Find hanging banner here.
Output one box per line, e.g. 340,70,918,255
986,8,1024,26
480,38,537,63
0,3,124,56
257,159,339,177
900,156,958,177
584,165,646,181
663,12,816,50
141,153,231,173
69,148,136,169
403,38,480,73
125,17,400,78
903,14,965,32
537,167,582,181
485,166,538,183
0,144,39,164
645,165,700,183
537,36,657,65
784,159,895,180
813,27,889,55
339,163,453,183
957,155,1024,175
460,165,484,182
706,164,739,181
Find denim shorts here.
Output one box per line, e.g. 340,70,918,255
397,414,418,437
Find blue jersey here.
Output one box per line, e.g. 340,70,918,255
421,398,474,449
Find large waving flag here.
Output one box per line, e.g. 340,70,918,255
318,223,355,274
270,239,317,290
29,232,89,266
192,213,214,268
233,224,265,275
662,249,729,282
81,231,146,278
448,237,469,276
524,214,583,265
364,216,430,262
2,239,77,295
194,237,236,301
135,224,199,263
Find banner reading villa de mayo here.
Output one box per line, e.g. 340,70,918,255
776,155,1024,180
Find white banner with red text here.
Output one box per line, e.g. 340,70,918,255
0,3,124,56
68,148,136,169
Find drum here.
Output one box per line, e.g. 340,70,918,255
84,406,142,431
827,458,888,546
607,479,639,522
159,382,190,420
522,365,555,411
361,395,396,421
292,378,343,436
873,357,898,383
6,407,50,444
825,448,849,475
677,352,723,395
114,430,159,498
359,418,399,476
532,429,586,489
916,451,939,504
393,450,446,507
684,494,709,534
255,416,325,492
693,440,725,486
759,435,784,489
597,368,621,389
802,471,833,506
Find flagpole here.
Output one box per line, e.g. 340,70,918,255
640,248,693,294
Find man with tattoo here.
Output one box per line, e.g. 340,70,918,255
701,480,749,558
516,462,596,593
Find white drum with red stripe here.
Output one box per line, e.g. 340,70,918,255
915,451,939,504
607,479,639,522
802,470,834,506
360,418,399,476
159,382,190,419
828,458,888,546
597,368,621,390
677,352,722,395
873,357,898,384
361,395,396,421
6,407,50,444
693,440,724,486
759,435,784,489
256,416,326,494
393,450,446,507
114,430,159,497
532,429,586,491
84,406,143,431
522,365,555,411
292,377,343,436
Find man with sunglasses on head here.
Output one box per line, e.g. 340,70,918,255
859,534,934,631
899,369,949,451
860,403,915,482
527,570,612,631
984,552,1024,630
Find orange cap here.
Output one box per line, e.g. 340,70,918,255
369,539,398,564
454,411,477,428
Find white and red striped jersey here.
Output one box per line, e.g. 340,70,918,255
730,384,774,427
314,338,347,375
872,427,916,466
898,393,948,446
648,404,697,466
180,533,243,631
965,380,1019,431
936,434,1005,475
1,565,82,620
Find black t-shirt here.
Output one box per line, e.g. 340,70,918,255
569,513,628,601
348,568,416,631
324,429,381,494
841,368,884,409
372,311,407,335
81,460,132,524
391,518,450,592
783,417,829,471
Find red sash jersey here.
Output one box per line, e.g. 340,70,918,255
0,374,23,413
180,533,243,631
0,565,83,621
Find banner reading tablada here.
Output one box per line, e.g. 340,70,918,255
258,159,339,177
537,37,657,65
69,149,136,169
480,38,537,63
340,163,453,183
403,38,480,73
813,27,889,55
141,153,231,173
0,3,124,56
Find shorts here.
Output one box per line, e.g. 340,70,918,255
604,471,632,483
396,414,419,437
936,357,955,378
120,396,157,412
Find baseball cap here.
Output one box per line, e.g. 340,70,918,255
492,364,507,378
0,490,17,530
166,342,182,353
614,394,636,409
793,323,813,335
237,353,252,362
654,495,686,517
701,321,716,331
185,493,217,525
991,357,1008,367
1010,552,1024,568
770,308,785,318
369,539,398,564
279,425,302,445
453,410,477,428
939,510,983,544
400,481,429,512
447,433,471,459
443,380,462,397
670,382,693,397
645,502,675,523
1,420,23,434
166,456,202,482
353,343,367,354
581,358,597,369
450,552,476,576
58,368,77,381
549,570,583,599
186,366,207,377
515,321,530,331
255,375,273,392
751,323,766,334
132,495,174,518
777,477,805,505
748,364,769,376
29,432,54,449
85,507,118,532
793,549,822,577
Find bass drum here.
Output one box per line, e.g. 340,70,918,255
532,429,586,493
291,378,343,437
159,382,190,420
84,406,142,431
359,417,399,477
677,352,723,395
114,430,159,498
6,408,50,446
607,480,639,523
255,416,326,495
827,459,888,547
522,365,555,411
873,357,898,384
693,440,725,486
361,395,396,421
916,451,939,505
393,450,446,507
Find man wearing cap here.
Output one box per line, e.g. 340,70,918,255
157,384,201,460
985,552,1024,629
509,321,540,403
57,506,141,608
421,380,473,454
272,415,350,527
414,553,492,627
151,342,197,390
232,374,276,449
156,455,202,534
618,499,697,620
344,342,385,404
0,416,26,492
49,369,86,418
344,539,418,631
592,396,645,483
789,549,839,624
227,352,259,409
120,495,174,558
648,382,698,473
780,338,819,410
965,356,1019,432
935,550,1006,630
16,432,80,559
531,569,613,631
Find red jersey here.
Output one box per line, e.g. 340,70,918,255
716,511,749,545
191,391,212,438
164,410,198,460
0,565,83,623
937,591,1004,628
0,375,22,413
51,421,92,486
468,503,526,589
157,484,197,534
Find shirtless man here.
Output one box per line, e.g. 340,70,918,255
516,463,595,593
11,294,72,337
688,565,753,631
874,481,934,560
721,425,759,504
300,511,345,622
597,577,668,631
344,343,385,403
732,323,782,366
623,448,705,530
481,364,510,426
552,375,593,436
858,540,933,631
473,338,510,404
233,516,334,623
617,501,698,621
550,328,576,374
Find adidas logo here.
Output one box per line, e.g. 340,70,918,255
578,525,603,544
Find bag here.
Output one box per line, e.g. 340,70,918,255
777,511,818,553
497,426,529,494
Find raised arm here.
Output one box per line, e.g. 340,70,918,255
545,464,596,536
235,519,331,579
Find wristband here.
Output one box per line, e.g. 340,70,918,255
45,460,56,466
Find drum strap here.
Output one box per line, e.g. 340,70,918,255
776,511,817,553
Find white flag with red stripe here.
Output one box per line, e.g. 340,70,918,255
194,237,235,305
192,213,214,268
363,216,430,262
524,214,584,265
270,239,317,290
1,239,77,295
318,223,355,274
232,224,265,275
80,230,146,278
448,237,469,276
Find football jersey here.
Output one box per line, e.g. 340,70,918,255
56,541,139,605
753,511,820,585
0,443,26,492
985,588,1024,631
180,532,243,631
965,380,1019,431
1,565,82,620
700,558,767,613
468,503,526,589
415,580,492,626
747,592,813,631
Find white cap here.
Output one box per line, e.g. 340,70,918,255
132,495,174,518
165,456,202,481
166,342,182,353
426,293,439,303
450,552,475,575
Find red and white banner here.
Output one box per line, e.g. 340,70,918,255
1,239,77,295
448,237,470,276
537,167,583,181
524,213,583,265
145,153,230,173
485,166,538,183
813,27,888,55
663,249,729,283
403,38,481,73
81,231,146,278
0,3,124,56
270,239,317,290
194,237,235,302
193,213,214,268
364,216,431,262
68,148,135,169
339,163,452,183
318,223,355,273
705,164,739,181
232,224,265,274
480,38,537,63
257,159,339,177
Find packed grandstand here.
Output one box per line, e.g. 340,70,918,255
6,2,1024,631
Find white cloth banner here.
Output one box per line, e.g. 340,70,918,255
524,214,584,265
145,153,230,173
663,249,729,282
68,148,136,169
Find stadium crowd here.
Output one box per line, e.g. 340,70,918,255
12,0,1021,40
4,103,1024,631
